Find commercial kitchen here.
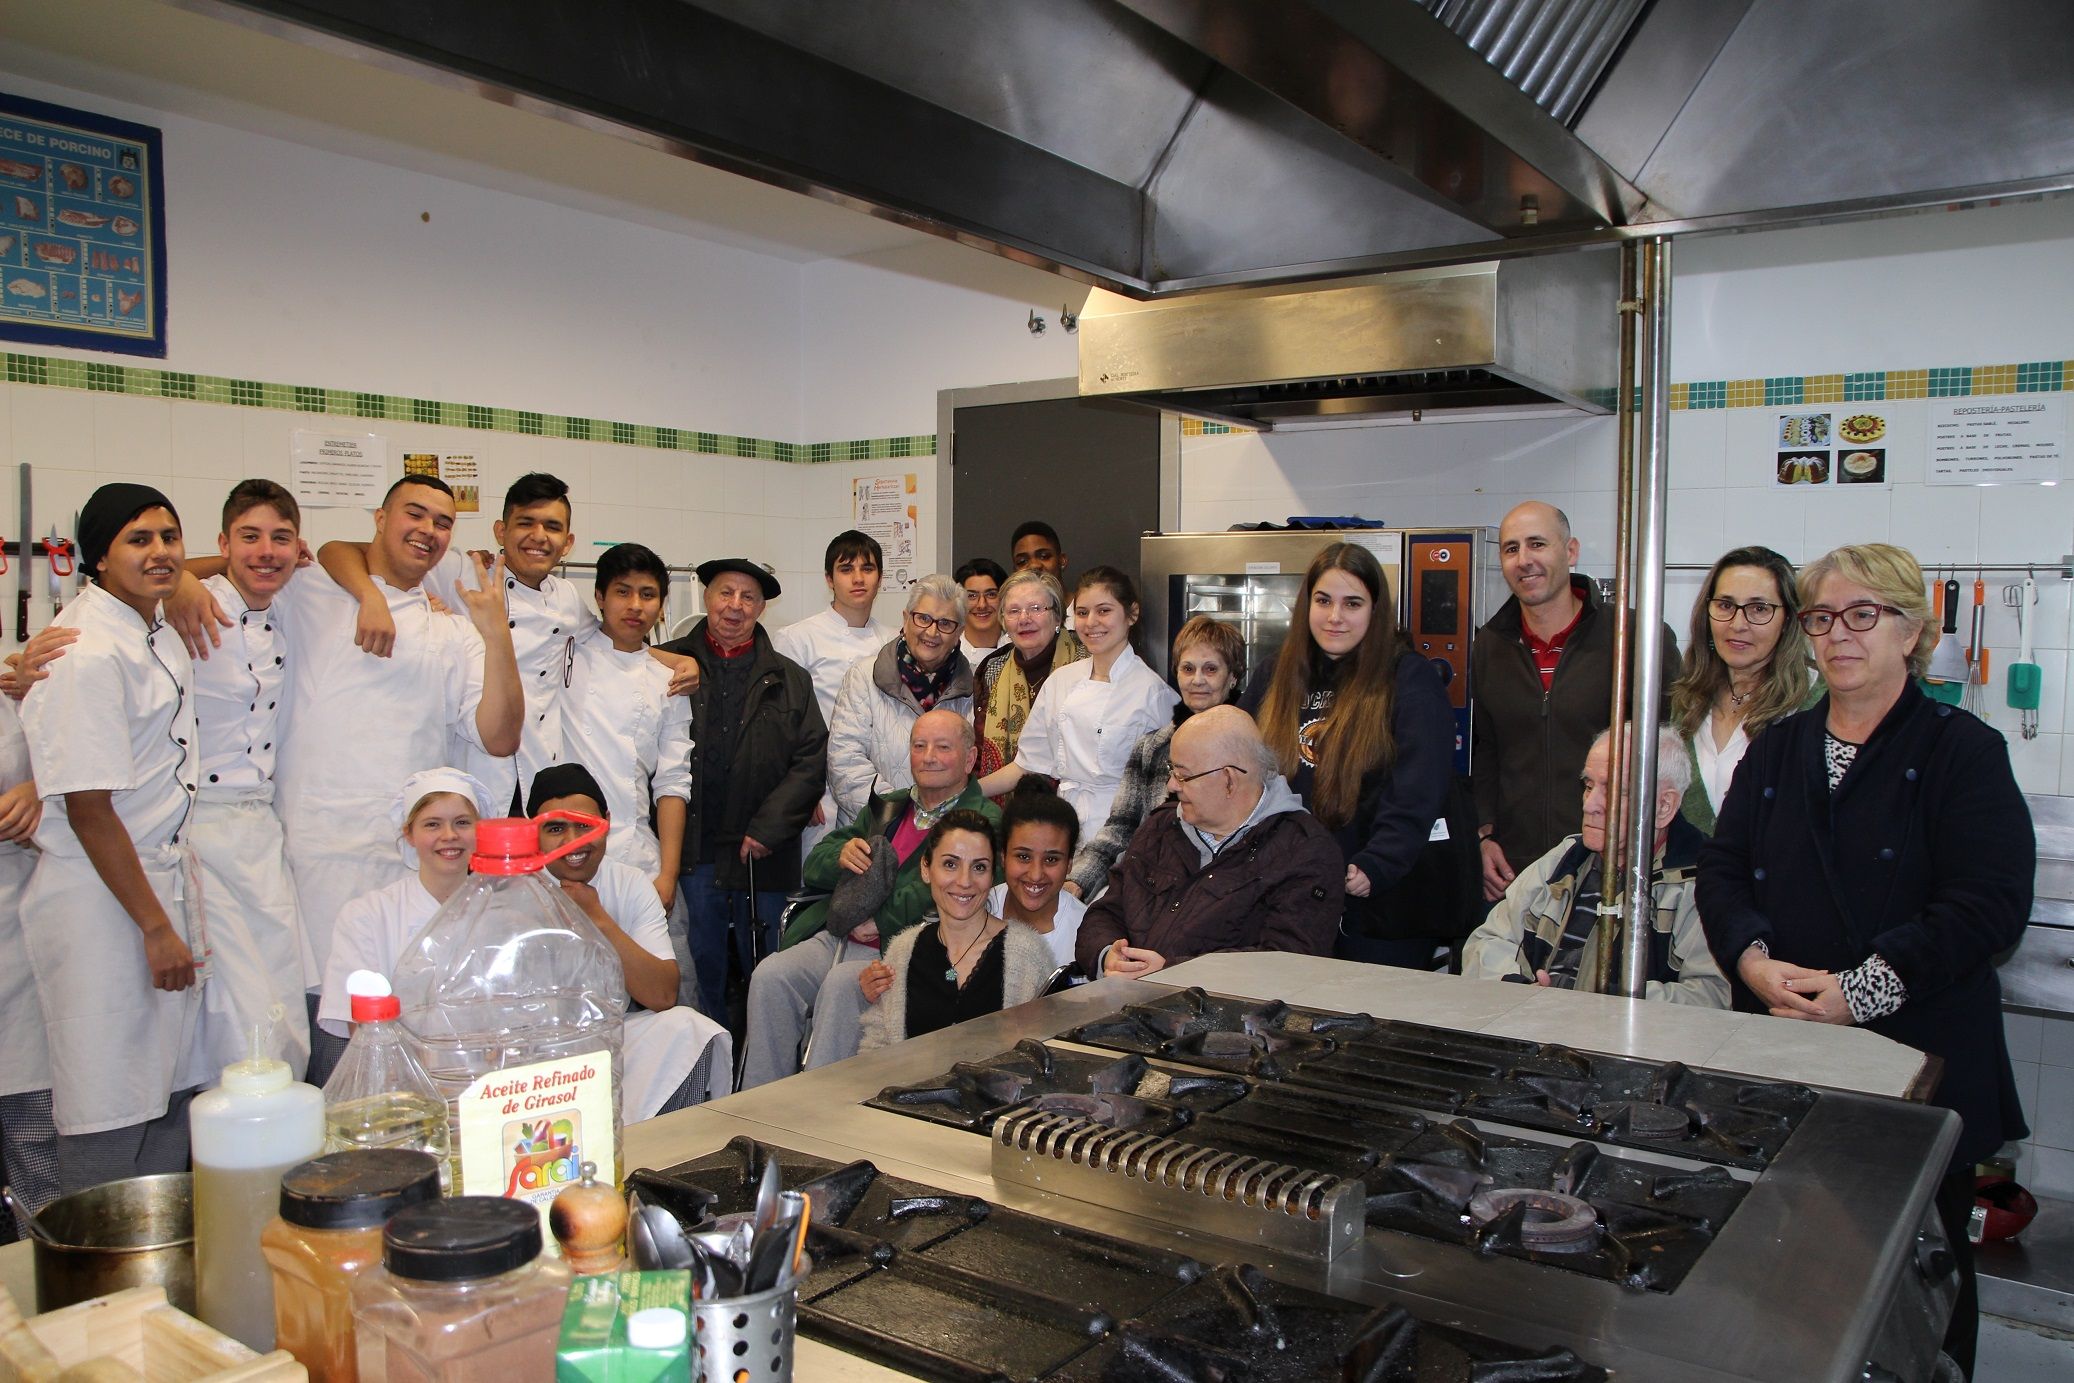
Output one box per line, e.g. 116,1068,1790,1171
1,2,2072,1381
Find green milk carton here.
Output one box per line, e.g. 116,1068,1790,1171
557,1269,693,1383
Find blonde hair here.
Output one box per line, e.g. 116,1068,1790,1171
998,568,1065,621
1799,543,1937,679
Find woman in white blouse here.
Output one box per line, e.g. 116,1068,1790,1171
978,567,1179,840
1668,545,1817,832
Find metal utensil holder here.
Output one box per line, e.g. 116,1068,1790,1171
692,1258,809,1383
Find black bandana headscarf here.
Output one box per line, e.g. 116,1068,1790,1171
79,482,179,581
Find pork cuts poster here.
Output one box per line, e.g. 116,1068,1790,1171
0,91,166,357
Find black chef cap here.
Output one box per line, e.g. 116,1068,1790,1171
527,762,610,819
79,482,180,581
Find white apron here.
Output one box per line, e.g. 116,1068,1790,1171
192,794,312,1076
23,844,208,1133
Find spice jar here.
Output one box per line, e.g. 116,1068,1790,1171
352,1196,572,1383
262,1150,443,1383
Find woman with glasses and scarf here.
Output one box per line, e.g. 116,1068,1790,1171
1697,543,2032,1378
972,569,1083,784
827,573,975,825
1667,546,1819,833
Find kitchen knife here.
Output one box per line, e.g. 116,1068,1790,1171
15,463,28,643
46,526,64,618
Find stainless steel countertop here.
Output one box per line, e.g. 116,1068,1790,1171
628,962,1958,1382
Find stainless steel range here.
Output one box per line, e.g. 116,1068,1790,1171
630,978,1964,1382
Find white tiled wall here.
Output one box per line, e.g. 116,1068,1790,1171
0,382,935,637
2004,1008,2074,1198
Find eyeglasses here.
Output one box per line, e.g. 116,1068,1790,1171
1168,763,1249,785
907,611,961,636
1708,596,1781,626
1797,602,1904,636
963,588,999,605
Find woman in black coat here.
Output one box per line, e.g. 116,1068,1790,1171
1697,543,2032,1378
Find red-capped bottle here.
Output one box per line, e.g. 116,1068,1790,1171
323,970,453,1189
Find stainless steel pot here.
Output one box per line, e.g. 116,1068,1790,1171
32,1173,194,1314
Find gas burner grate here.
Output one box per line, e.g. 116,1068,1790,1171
865,1039,1249,1132
1061,988,1817,1169
650,1136,1607,1382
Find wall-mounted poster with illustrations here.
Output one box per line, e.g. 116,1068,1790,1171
0,91,167,357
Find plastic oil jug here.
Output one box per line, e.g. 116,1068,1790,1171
389,810,627,1222
191,1016,326,1351
323,970,454,1190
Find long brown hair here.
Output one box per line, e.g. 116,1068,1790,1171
1670,545,1812,739
1257,543,1400,828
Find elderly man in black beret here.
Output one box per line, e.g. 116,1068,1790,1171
658,559,826,1024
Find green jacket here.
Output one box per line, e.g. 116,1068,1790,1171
779,780,1000,950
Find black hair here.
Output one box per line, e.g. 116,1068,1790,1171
503,471,571,519
1011,520,1060,551
1001,782,1080,857
595,542,669,598
222,478,301,532
824,529,883,575
955,556,1008,588
921,808,998,863
382,472,454,505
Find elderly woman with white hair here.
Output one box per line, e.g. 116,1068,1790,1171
826,573,975,824
1463,724,1728,1007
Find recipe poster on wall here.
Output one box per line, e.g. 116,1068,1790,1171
0,90,167,357
292,429,389,507
402,451,480,513
1928,394,2066,486
854,473,920,590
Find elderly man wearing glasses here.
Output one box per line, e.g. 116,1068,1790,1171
827,573,975,824
1075,706,1342,978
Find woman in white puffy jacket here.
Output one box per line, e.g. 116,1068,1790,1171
825,574,975,823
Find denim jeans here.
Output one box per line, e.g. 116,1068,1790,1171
679,862,783,1021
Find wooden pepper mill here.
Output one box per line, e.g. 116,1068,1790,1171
549,1160,627,1276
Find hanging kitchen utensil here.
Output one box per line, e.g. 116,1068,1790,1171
1924,569,1968,693
2007,572,2042,739
1964,572,1987,714
16,463,30,643
45,531,73,619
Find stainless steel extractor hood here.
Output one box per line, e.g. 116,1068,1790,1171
1077,253,1617,428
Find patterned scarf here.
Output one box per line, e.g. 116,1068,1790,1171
976,631,1085,776
896,637,958,711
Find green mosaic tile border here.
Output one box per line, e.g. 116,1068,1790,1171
0,351,934,463
6,350,2070,455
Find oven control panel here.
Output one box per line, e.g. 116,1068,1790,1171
1403,532,1477,770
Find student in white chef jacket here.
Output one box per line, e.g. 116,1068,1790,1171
318,769,490,1043
772,530,894,854
978,566,1179,842
320,472,590,815
21,485,211,1192
187,480,313,1078
563,543,692,906
0,691,58,1222
178,473,523,1085
530,766,731,1119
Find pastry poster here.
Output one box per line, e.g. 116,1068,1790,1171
404,451,480,512
0,91,166,357
854,472,920,591
1772,409,1890,487
1928,395,2065,486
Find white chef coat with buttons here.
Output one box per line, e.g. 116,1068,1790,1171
194,573,285,797
773,607,895,720
24,582,197,857
434,554,593,812
271,565,490,978
563,626,693,881
773,606,894,852
20,582,205,1133
1013,643,1179,842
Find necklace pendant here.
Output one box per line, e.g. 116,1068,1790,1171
943,966,958,982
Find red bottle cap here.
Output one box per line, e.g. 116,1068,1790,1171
350,990,402,1023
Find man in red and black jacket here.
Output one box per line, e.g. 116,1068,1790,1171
1469,502,1681,901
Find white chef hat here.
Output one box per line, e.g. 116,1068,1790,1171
392,767,495,868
